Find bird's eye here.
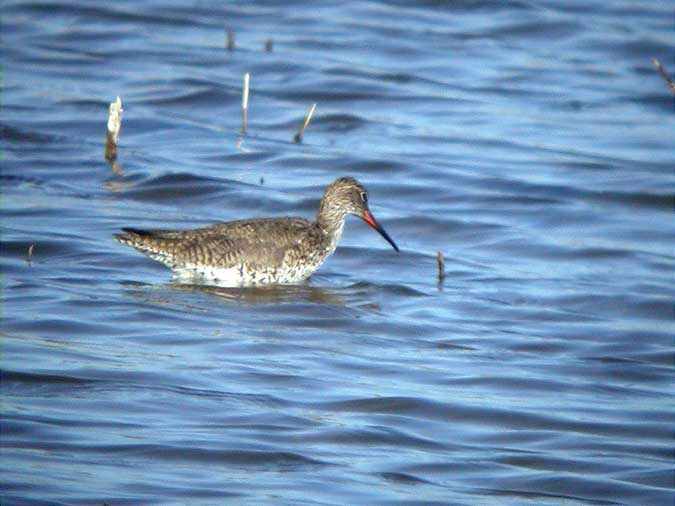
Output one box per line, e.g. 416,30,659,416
360,191,368,203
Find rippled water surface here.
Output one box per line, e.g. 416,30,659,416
2,1,674,504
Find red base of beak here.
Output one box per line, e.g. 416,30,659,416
362,210,399,252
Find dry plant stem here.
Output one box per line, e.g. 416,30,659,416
227,30,235,51
652,58,675,95
27,243,34,264
241,73,250,134
293,103,317,143
436,251,446,281
105,96,123,161
265,39,273,52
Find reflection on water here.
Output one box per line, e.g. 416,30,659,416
119,280,384,310
2,0,674,505
172,281,349,306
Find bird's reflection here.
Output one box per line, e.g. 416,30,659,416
119,279,378,310
170,281,347,306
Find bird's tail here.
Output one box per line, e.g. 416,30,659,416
114,228,177,267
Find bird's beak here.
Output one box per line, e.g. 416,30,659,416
361,210,399,252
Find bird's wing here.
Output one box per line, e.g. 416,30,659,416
116,217,314,269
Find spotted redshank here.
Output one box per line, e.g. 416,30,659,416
115,177,398,286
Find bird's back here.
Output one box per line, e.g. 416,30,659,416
115,217,329,285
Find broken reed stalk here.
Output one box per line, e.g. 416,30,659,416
227,30,235,51
105,96,123,161
241,73,250,134
293,103,317,143
652,58,675,95
27,243,35,264
436,251,446,282
264,39,273,52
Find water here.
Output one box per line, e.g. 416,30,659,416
2,1,674,504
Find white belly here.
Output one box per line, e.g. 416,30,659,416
172,261,321,287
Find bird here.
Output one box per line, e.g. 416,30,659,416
114,177,399,286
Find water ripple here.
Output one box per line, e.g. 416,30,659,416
2,0,674,504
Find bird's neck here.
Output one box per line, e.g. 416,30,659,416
316,207,347,253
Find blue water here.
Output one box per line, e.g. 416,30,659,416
2,1,674,504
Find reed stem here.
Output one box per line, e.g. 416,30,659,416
241,73,250,134
293,103,317,143
652,58,675,95
436,251,446,282
105,96,123,161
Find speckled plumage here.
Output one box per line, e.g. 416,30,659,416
114,177,398,286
